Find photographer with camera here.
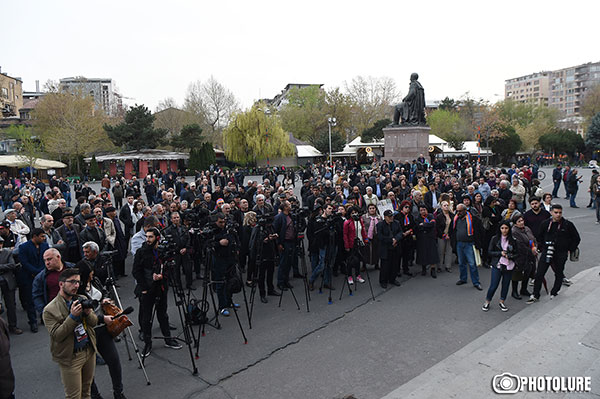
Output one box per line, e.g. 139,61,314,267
77,262,127,399
482,221,518,312
0,236,21,335
132,228,182,357
273,201,297,291
162,212,194,290
248,212,280,303
42,268,98,399
212,213,239,316
307,203,336,290
527,204,581,304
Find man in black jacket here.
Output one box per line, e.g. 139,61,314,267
132,228,181,357
162,212,193,290
80,214,106,252
212,213,238,316
0,237,21,334
119,195,135,246
527,204,581,304
551,164,563,198
377,210,403,288
55,212,83,263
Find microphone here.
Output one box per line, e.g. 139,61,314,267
113,306,134,319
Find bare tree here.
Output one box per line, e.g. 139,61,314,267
155,97,179,112
183,76,239,146
344,76,399,137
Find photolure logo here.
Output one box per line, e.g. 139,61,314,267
492,373,591,394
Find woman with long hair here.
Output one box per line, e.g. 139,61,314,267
510,214,537,300
482,220,518,312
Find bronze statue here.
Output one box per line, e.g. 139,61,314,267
393,73,426,125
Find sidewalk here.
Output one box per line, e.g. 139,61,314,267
381,266,600,398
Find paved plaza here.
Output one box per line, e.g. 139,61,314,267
7,167,600,399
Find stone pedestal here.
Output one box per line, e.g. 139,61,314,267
383,125,430,162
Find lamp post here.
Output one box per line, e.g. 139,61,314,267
328,117,336,168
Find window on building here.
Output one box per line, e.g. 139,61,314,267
1,87,7,99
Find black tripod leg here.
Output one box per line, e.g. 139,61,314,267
231,302,248,344
240,278,251,329
363,258,376,301
288,287,300,310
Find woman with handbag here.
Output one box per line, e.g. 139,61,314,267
482,221,518,312
510,214,537,300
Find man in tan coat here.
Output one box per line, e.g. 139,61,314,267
43,268,97,399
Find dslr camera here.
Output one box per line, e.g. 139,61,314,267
75,295,99,310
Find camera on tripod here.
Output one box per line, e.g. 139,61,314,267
157,233,178,259
257,212,274,227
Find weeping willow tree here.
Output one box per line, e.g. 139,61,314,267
223,103,294,165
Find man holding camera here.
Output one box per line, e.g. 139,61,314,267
132,227,181,356
212,213,238,316
163,211,194,290
273,201,296,291
42,268,97,399
527,204,580,304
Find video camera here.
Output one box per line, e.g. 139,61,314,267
157,233,178,259
257,212,275,227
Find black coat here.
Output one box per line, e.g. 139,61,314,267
415,214,439,265
376,220,402,260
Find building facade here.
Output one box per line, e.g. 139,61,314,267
0,70,23,118
505,72,550,106
506,61,600,117
59,77,122,116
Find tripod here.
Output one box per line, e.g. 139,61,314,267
146,259,198,375
295,235,311,312
248,223,277,328
277,243,301,310
339,239,375,301
105,277,151,385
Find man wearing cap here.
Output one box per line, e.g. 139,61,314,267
56,211,83,263
4,208,30,247
0,235,22,334
0,221,17,249
50,199,67,227
80,213,107,252
377,210,403,288
105,206,128,277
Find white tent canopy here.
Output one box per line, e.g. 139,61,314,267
0,155,67,169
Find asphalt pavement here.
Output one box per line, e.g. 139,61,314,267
6,167,600,399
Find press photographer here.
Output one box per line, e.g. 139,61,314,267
212,213,240,316
77,262,128,399
527,204,581,304
132,228,182,357
42,268,97,399
162,212,194,290
273,202,296,291
248,212,280,303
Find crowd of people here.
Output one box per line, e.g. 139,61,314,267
0,157,585,399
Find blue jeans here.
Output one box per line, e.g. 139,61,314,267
457,241,480,286
570,187,578,207
277,241,295,285
310,247,329,285
62,191,71,207
485,266,513,301
552,180,561,198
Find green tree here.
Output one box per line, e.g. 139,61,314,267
311,130,345,154
170,123,205,151
5,125,44,177
188,143,215,172
427,109,466,150
104,104,167,150
438,97,458,111
539,129,585,155
279,85,328,143
585,112,600,152
223,103,294,165
89,154,101,179
582,85,600,126
361,119,391,142
33,90,111,174
490,124,522,162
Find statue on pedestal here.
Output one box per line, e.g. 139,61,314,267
392,73,426,126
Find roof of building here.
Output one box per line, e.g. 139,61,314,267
21,99,40,110
0,155,66,169
85,149,190,162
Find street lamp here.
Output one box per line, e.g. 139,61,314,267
328,117,337,168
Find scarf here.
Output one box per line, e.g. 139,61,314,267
367,216,378,239
453,211,473,236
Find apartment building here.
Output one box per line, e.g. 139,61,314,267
0,68,23,118
504,72,550,106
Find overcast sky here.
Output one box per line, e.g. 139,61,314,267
3,0,599,111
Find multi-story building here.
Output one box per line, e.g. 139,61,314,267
549,62,600,117
261,83,324,109
59,77,122,116
0,68,23,118
504,72,551,106
506,61,600,118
